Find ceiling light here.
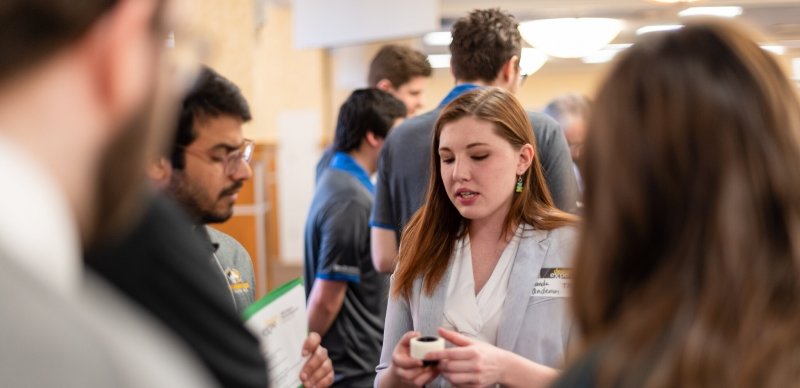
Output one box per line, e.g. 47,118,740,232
519,18,623,58
520,48,548,76
423,31,452,46
636,24,683,35
761,45,786,55
581,50,619,64
427,54,451,69
580,44,632,64
678,6,742,18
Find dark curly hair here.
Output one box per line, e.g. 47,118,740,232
449,8,522,83
170,66,252,169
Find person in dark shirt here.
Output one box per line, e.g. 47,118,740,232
87,195,269,388
304,89,406,387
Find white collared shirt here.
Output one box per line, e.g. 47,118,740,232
0,135,80,294
442,224,525,345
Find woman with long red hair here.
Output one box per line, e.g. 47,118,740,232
375,87,577,388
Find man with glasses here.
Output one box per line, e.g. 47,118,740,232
148,66,334,387
161,67,258,311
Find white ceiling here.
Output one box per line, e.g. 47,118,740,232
429,0,800,72
439,0,800,45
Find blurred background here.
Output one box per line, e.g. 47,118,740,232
192,0,800,295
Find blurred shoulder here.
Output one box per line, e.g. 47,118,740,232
385,108,442,145
526,110,561,133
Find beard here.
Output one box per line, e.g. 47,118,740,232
85,60,185,251
84,101,154,251
166,171,242,224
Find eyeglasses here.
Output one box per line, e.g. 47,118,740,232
519,72,530,87
178,139,254,176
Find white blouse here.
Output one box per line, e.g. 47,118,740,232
441,224,526,345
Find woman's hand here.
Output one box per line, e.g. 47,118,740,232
388,331,440,387
425,328,509,388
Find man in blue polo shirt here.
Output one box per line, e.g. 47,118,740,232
304,89,406,387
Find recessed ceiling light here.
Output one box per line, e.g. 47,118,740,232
636,24,683,35
679,6,743,18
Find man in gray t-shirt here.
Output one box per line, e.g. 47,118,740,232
304,89,406,387
369,9,579,273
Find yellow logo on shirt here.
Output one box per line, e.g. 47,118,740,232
225,268,251,293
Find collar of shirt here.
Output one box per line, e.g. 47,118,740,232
193,223,220,253
329,151,374,194
438,83,484,108
0,134,81,295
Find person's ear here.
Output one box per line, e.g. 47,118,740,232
375,79,395,92
365,131,383,148
499,55,520,85
84,0,159,128
517,143,534,175
147,157,173,189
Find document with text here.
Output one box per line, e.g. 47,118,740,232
243,278,307,388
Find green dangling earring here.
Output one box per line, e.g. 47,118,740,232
515,175,523,193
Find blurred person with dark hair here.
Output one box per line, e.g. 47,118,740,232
0,0,216,386
543,93,591,194
370,8,578,274
553,20,800,388
376,88,577,388
305,89,406,387
316,44,431,181
91,66,335,388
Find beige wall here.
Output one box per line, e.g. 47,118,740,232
184,1,329,143
324,38,420,145
184,1,255,105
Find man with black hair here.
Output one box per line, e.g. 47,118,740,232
304,89,406,387
370,8,580,273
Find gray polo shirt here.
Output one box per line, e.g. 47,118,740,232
206,226,256,314
304,153,388,388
